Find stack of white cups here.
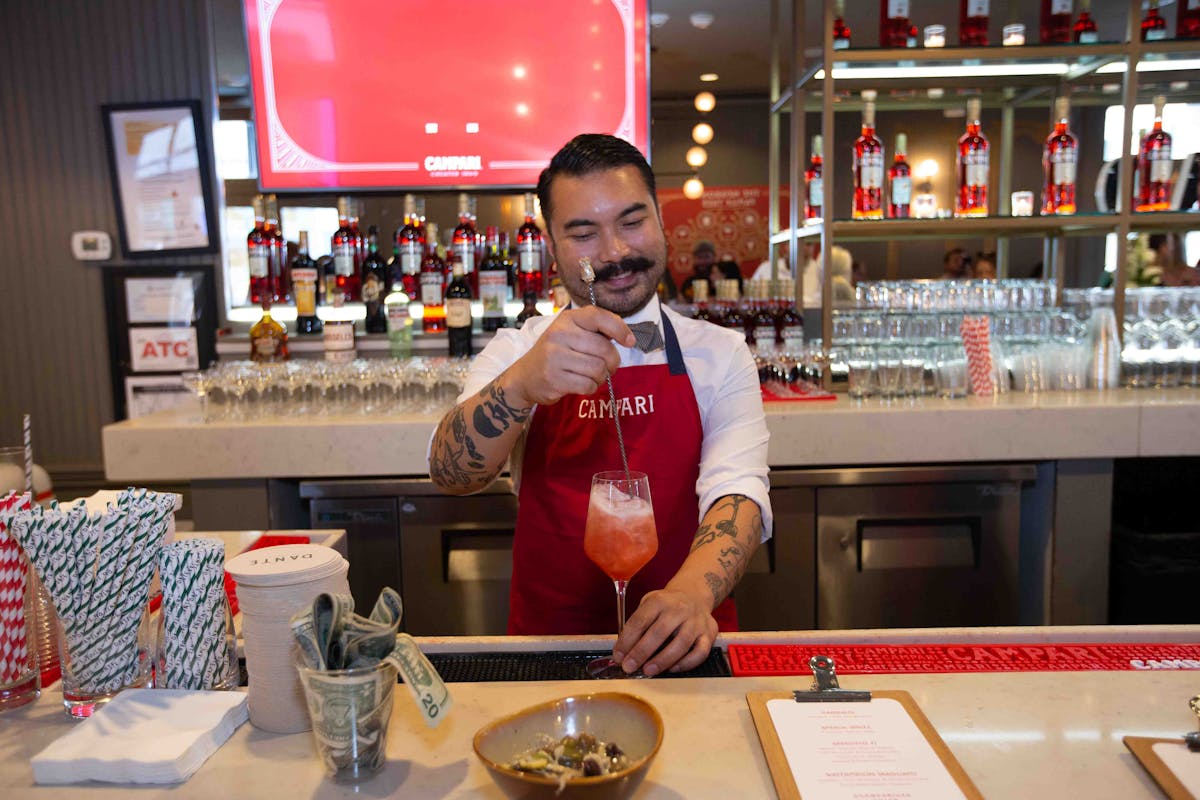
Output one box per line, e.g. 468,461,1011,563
226,544,350,733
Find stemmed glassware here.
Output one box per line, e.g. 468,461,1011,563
583,471,658,679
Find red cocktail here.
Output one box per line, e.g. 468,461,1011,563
584,471,657,678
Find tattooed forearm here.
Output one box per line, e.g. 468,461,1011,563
429,405,495,490
473,381,532,438
689,495,762,606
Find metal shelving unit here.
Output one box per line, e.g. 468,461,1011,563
769,0,1200,368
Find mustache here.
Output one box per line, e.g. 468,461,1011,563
592,256,656,282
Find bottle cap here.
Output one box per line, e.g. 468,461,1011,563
1153,95,1166,116
813,134,823,153
895,132,907,153
458,193,470,214
693,280,709,302
861,89,877,102
1055,96,1070,121
967,98,982,121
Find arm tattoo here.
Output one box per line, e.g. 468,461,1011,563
691,495,762,606
430,378,532,491
472,381,531,438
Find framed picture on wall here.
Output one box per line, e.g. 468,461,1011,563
101,100,218,259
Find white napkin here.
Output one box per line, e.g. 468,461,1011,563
31,689,248,785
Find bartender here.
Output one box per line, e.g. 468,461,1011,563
428,134,771,676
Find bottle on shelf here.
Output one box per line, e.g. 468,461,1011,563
394,193,423,301
906,22,919,48
517,192,545,298
805,135,824,221
1040,0,1073,44
1073,0,1098,43
720,280,748,342
385,288,413,359
361,225,388,334
853,90,885,221
691,279,715,323
264,194,288,303
1136,96,1173,213
515,290,542,329
317,255,336,308
249,296,288,363
880,0,911,47
832,0,851,49
446,261,473,358
421,222,446,333
452,193,477,295
774,279,805,354
349,199,365,267
291,231,322,335
1042,96,1078,216
1141,0,1167,41
888,133,912,219
959,0,989,46
1180,0,1200,39
478,225,509,332
751,281,776,351
955,98,990,218
332,196,361,304
247,194,271,305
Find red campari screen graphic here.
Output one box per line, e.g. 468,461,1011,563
243,0,649,191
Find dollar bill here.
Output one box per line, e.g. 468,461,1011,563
385,633,453,729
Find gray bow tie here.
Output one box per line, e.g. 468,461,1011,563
627,321,664,353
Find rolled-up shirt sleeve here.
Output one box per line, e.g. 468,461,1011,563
694,339,773,541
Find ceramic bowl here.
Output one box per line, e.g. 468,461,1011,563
473,692,664,799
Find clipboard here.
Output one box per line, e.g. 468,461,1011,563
747,655,982,799
1124,737,1198,800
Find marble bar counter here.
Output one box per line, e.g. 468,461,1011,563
102,389,1200,481
4,626,1199,799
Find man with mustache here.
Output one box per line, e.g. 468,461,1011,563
428,134,771,676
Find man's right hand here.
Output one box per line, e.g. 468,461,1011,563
502,306,636,408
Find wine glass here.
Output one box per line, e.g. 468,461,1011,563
584,471,658,679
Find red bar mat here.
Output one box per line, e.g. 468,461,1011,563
761,385,836,402
727,642,1200,675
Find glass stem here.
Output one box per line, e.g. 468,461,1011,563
614,579,629,635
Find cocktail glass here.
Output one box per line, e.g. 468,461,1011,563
584,471,658,679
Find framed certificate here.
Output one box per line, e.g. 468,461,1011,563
101,100,218,258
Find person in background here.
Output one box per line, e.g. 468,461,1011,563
679,240,718,302
427,134,771,676
851,261,868,287
802,244,853,309
714,258,744,296
942,247,968,280
1152,233,1200,287
973,251,997,280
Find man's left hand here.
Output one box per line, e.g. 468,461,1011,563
611,588,718,677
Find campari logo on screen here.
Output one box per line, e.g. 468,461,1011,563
243,0,649,191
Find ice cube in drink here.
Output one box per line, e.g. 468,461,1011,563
584,485,658,581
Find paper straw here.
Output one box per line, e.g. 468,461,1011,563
23,414,32,500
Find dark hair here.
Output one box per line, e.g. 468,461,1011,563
943,247,965,264
1148,233,1169,251
536,134,657,227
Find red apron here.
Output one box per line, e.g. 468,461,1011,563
509,310,738,634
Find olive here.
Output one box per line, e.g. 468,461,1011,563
578,733,598,751
606,742,624,758
582,757,602,777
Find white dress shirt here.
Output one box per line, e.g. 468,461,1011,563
446,300,773,540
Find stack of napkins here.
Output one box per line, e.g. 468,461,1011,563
32,690,248,784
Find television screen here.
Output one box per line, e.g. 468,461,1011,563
243,0,649,192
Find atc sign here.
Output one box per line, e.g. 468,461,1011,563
129,327,199,373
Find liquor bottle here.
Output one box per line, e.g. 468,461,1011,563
1073,0,1098,42
752,281,776,350
331,196,360,303
385,288,413,358
833,0,851,49
499,231,516,300
720,280,748,342
478,225,509,332
853,91,884,221
960,0,989,46
1136,96,1173,213
249,296,288,363
361,225,388,334
516,193,544,298
421,222,446,333
1142,0,1167,41
394,193,423,300
264,194,288,303
317,255,336,308
446,262,473,358
452,193,477,294
956,98,990,218
1180,0,1200,39
1040,0,1072,44
515,290,542,329
692,279,715,323
774,279,805,353
805,135,824,220
247,194,271,305
888,133,912,219
880,0,911,47
291,231,323,335
907,23,919,48
1042,97,1078,216
349,199,365,267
